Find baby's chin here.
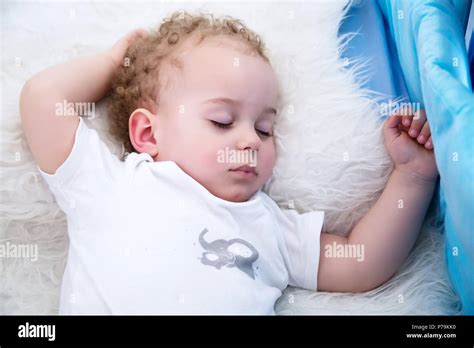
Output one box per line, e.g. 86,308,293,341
207,184,260,203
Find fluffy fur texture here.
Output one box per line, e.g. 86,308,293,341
1,0,460,314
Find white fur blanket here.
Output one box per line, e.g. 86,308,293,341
0,0,461,314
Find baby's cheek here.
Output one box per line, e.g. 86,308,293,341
258,148,276,180
205,147,220,167
195,149,223,181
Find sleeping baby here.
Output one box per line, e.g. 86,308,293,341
19,12,438,314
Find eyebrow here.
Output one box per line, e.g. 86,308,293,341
202,97,277,116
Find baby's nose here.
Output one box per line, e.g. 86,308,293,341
236,127,261,150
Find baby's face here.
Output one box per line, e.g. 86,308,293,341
151,36,279,202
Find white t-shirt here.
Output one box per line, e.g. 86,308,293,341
37,117,324,314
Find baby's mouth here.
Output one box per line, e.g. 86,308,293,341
229,165,258,179
230,165,257,174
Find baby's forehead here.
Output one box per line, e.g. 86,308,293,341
172,35,264,71
158,36,247,87
157,34,279,110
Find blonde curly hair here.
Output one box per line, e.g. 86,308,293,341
108,11,270,155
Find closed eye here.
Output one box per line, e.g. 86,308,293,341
211,120,272,137
211,120,232,129
256,129,271,137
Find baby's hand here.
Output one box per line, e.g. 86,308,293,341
105,28,148,69
383,109,439,184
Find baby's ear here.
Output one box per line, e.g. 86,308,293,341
128,108,159,157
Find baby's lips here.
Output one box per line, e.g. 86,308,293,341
230,165,258,175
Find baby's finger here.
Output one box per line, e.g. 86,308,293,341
383,114,402,142
401,115,412,127
408,109,426,138
416,121,431,145
399,106,413,128
425,136,434,150
384,114,400,128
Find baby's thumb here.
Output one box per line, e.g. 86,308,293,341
383,114,401,143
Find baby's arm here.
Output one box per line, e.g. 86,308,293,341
317,169,436,292
20,30,145,174
317,110,439,292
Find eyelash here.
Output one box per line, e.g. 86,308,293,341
211,121,272,137
211,120,232,129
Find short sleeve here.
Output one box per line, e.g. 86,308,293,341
37,117,125,218
276,208,325,291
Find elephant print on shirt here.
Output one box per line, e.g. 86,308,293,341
198,228,259,279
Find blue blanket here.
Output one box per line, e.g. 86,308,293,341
339,0,474,314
